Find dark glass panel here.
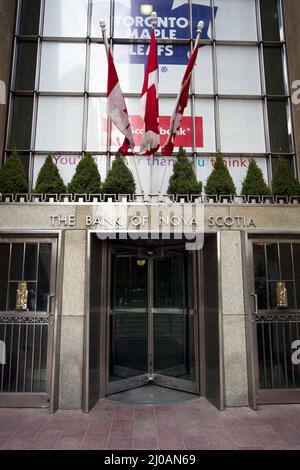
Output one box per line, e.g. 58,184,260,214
14,41,38,90
153,254,185,308
271,155,294,177
260,0,280,41
0,244,10,310
268,281,277,309
296,281,300,309
24,244,38,280
10,243,24,280
264,47,285,95
37,243,51,311
19,0,41,36
267,101,291,153
279,244,293,280
110,253,148,380
266,244,279,280
293,244,300,280
253,244,266,279
6,152,30,177
9,96,34,149
256,279,268,310
114,256,147,309
285,281,296,309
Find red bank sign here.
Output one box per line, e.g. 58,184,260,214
102,115,204,149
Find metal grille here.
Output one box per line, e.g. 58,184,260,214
256,313,300,390
0,314,49,393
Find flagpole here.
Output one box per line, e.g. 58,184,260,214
100,20,143,196
150,11,157,197
159,20,204,197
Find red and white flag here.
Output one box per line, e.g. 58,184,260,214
107,48,135,155
140,29,160,156
161,22,204,156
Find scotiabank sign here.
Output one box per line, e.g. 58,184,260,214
104,115,203,149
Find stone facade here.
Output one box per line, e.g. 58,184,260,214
1,202,300,410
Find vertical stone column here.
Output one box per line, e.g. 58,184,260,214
0,0,16,156
59,230,87,409
220,231,248,406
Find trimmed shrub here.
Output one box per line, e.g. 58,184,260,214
68,153,101,194
34,155,66,194
205,153,236,195
0,151,28,193
272,158,300,196
241,159,271,196
102,153,136,195
167,146,202,195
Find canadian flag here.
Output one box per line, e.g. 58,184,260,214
107,49,135,155
140,29,160,156
161,21,204,156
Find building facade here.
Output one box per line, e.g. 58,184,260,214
0,0,300,412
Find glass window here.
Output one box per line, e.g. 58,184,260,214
0,244,10,311
266,244,279,280
279,244,293,280
35,97,84,151
194,99,215,153
19,0,41,36
14,41,38,90
24,244,38,281
267,100,291,153
10,244,24,281
264,47,286,95
113,44,199,95
254,243,267,279
216,46,261,95
197,156,268,195
43,0,88,37
219,100,265,153
214,0,257,41
37,244,51,311
91,0,111,37
260,0,280,41
87,97,108,152
33,153,105,187
113,0,190,39
191,0,214,41
89,43,108,93
6,152,30,177
39,42,86,92
33,154,81,188
192,45,214,95
293,244,300,280
271,155,294,178
9,96,34,150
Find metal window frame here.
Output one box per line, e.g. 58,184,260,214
5,0,296,189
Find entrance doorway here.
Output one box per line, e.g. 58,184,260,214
248,239,300,405
0,237,57,408
107,244,199,395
